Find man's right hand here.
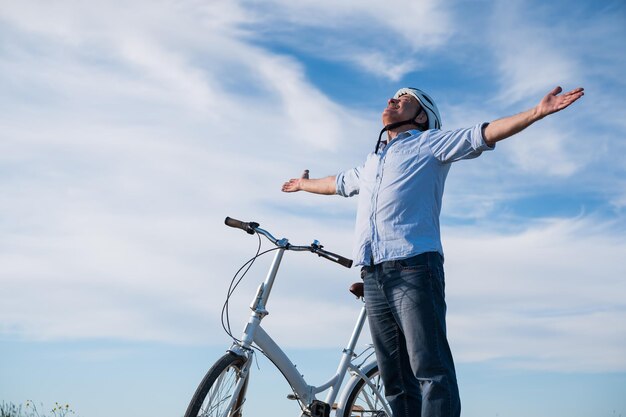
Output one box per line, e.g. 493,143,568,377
281,170,309,193
281,171,337,195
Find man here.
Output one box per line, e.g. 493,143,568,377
282,85,584,416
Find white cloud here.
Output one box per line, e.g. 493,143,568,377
247,0,452,49
610,187,626,212
241,0,453,80
250,52,359,150
0,0,367,344
347,52,421,82
502,124,583,177
487,2,582,106
444,216,626,372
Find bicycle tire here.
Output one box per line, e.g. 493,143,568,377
184,351,249,417
342,365,389,417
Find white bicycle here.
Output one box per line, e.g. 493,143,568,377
184,217,391,417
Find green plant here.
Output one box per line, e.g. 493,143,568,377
1,402,23,417
0,401,78,417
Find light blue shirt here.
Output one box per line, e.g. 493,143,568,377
336,123,494,266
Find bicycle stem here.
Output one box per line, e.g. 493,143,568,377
240,247,285,350
258,247,285,309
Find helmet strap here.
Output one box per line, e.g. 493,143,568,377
374,107,425,153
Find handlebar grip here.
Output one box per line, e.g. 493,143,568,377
316,248,353,268
335,255,353,269
224,217,258,235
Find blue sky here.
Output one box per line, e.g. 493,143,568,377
1,0,625,416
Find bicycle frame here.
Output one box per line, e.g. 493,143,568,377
226,246,390,415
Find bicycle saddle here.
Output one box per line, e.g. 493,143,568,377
349,282,364,298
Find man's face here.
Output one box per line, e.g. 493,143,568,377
382,94,421,126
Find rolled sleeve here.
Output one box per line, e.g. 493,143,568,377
336,166,361,197
428,122,495,163
477,122,495,151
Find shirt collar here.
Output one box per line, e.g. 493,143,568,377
388,129,420,144
400,129,421,137
378,129,422,154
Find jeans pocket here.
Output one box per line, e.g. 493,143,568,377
397,255,426,271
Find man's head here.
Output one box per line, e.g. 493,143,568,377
374,87,442,153
382,87,442,131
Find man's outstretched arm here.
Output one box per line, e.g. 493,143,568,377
281,170,337,195
483,86,584,146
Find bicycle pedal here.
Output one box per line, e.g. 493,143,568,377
308,400,330,417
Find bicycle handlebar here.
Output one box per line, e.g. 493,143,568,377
224,216,353,268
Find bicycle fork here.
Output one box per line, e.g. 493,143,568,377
222,354,253,414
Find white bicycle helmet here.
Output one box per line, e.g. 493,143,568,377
393,87,442,130
374,87,442,153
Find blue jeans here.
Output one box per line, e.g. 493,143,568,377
362,252,460,417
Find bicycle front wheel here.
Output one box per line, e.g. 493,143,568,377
184,351,249,417
343,365,389,417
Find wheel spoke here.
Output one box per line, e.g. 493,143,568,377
344,366,389,417
184,353,248,417
201,366,240,416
